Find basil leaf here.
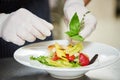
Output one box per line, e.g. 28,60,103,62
65,31,78,37
69,13,81,32
70,35,84,41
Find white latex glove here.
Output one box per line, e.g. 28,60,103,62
64,0,97,39
0,8,53,45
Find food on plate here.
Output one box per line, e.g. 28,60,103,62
30,42,92,68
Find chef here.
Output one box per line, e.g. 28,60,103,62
0,0,97,58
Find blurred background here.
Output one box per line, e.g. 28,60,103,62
49,0,120,49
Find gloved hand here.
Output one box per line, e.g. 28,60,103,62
64,0,97,39
0,8,53,45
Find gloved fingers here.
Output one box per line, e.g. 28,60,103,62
66,36,80,45
79,14,97,38
30,25,46,40
79,25,93,38
40,19,54,30
64,5,88,22
11,35,25,46
31,14,54,30
3,34,25,46
32,19,52,37
17,29,36,42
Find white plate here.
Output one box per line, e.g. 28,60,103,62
14,40,120,79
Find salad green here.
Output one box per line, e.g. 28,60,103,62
30,55,80,67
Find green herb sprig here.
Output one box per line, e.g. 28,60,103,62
65,11,90,42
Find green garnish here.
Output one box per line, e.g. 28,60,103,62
65,11,90,42
30,56,50,66
30,56,80,68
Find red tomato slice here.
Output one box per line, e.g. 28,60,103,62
79,53,89,66
52,52,59,61
66,54,75,61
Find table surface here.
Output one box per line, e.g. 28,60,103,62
0,49,120,80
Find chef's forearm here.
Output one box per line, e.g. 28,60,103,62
84,0,91,6
64,0,91,6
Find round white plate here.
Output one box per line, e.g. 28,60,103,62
14,40,120,79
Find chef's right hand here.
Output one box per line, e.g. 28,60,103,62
0,8,54,46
